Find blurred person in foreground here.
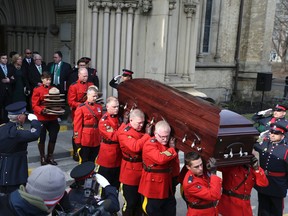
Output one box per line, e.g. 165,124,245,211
0,165,66,216
0,101,42,194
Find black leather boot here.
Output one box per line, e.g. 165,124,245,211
38,143,47,166
46,142,58,165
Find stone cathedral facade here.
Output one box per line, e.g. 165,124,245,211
0,0,276,102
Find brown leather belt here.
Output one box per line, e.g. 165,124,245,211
122,155,142,163
143,163,171,173
102,138,118,145
83,124,98,128
264,170,286,177
222,189,250,200
188,201,218,209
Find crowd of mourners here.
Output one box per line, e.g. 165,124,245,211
0,48,287,216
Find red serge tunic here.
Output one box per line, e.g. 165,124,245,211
118,123,150,186
67,81,93,120
218,166,268,216
73,102,102,147
138,138,179,199
183,170,222,216
32,85,58,121
96,113,122,168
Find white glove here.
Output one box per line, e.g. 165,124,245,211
28,114,38,121
95,173,110,188
114,75,122,81
257,108,272,117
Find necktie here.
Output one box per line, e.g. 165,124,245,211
54,64,59,85
38,66,42,74
27,59,31,64
2,65,7,76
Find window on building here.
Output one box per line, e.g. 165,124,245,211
202,0,213,53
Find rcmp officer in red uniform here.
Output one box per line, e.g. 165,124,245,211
117,109,151,216
74,85,102,163
182,152,222,216
254,123,288,216
218,156,268,216
138,120,179,216
32,72,60,165
96,96,122,189
0,101,42,194
68,67,94,161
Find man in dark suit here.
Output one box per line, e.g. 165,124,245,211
28,54,47,91
0,53,15,123
47,51,72,94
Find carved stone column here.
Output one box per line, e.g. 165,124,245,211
112,3,124,96
124,3,137,68
27,27,35,50
6,26,15,53
182,1,197,81
15,28,24,53
38,27,47,56
101,2,112,100
89,1,101,68
165,0,177,81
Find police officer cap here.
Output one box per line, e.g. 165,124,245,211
5,101,28,115
269,123,288,134
122,69,134,77
80,57,91,64
273,104,287,112
70,161,95,181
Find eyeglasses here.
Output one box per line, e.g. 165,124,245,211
26,52,32,54
156,133,170,140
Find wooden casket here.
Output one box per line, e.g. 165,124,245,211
117,79,259,167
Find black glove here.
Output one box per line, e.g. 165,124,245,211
145,123,153,136
169,137,176,149
122,111,129,124
206,157,217,174
250,156,259,170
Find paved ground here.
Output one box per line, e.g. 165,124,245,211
24,121,288,216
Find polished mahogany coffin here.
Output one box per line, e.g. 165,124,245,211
117,79,259,167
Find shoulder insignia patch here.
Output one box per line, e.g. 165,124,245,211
31,128,37,133
128,135,132,139
188,175,193,184
102,115,108,121
196,185,201,189
150,138,156,143
124,126,131,132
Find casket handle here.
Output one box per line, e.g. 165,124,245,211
182,134,187,143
